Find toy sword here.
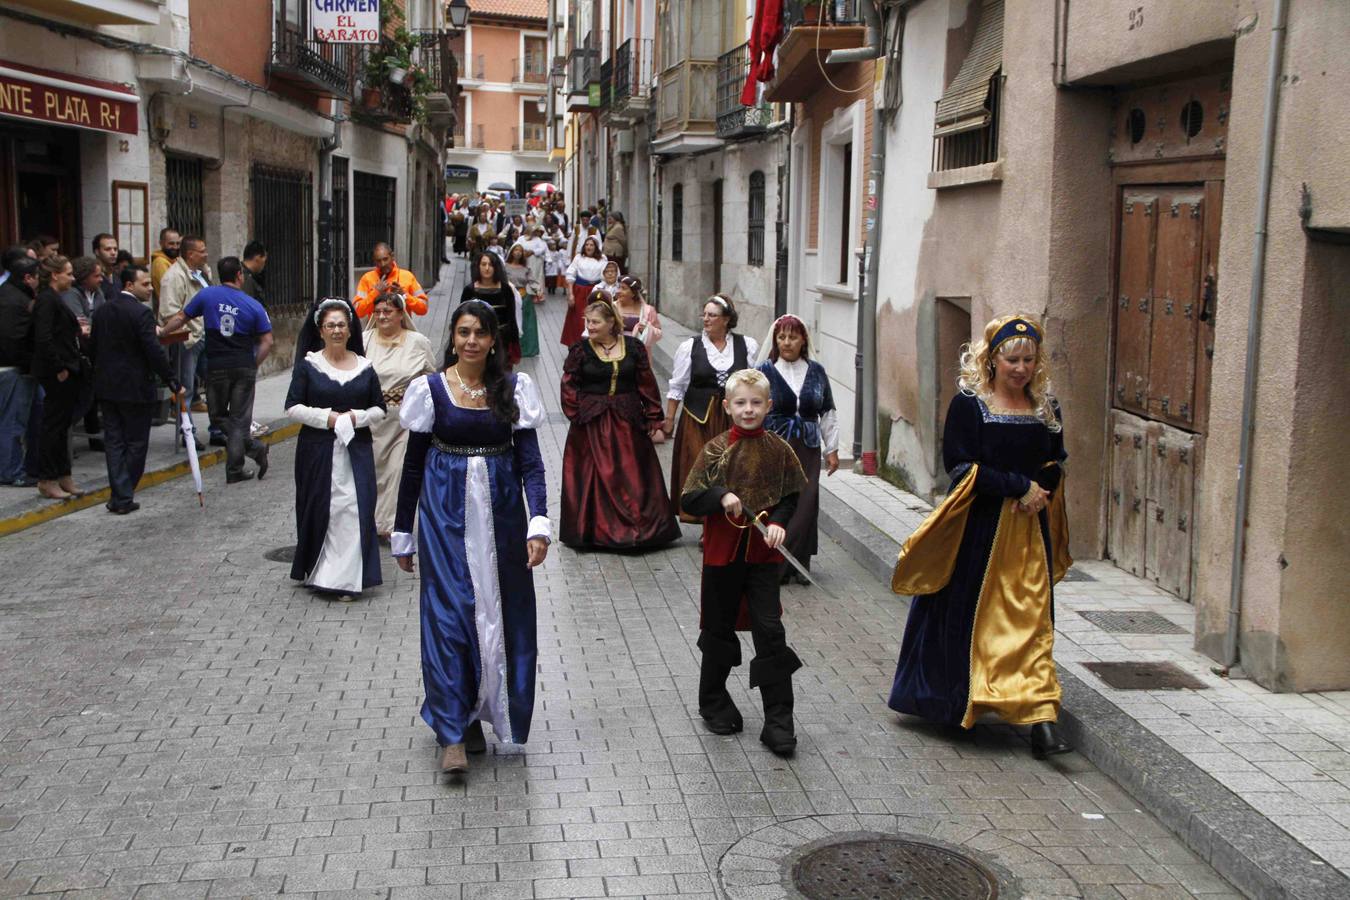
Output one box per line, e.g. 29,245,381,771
751,517,819,589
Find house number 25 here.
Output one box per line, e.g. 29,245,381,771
1128,6,1144,30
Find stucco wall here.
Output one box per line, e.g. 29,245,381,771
1189,0,1350,690
1063,0,1256,85
189,0,270,86
654,138,781,342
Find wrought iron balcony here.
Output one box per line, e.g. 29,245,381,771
514,57,549,86
716,43,773,139
270,28,355,99
611,37,654,117
785,0,865,27
513,124,548,152
411,30,459,99
598,58,613,109
568,46,597,95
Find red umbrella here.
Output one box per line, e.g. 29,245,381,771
532,182,558,194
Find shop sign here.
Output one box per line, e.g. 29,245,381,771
0,62,138,136
446,166,477,180
313,0,382,43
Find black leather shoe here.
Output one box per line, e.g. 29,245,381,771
1030,722,1071,759
703,705,744,735
106,501,140,515
464,720,487,754
226,470,255,484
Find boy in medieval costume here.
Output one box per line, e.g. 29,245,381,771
680,369,807,756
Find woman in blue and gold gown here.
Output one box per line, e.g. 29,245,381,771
392,301,550,776
887,314,1072,759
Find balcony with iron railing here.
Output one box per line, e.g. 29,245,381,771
567,39,599,111
764,0,869,102
513,56,549,88
611,37,654,119
411,30,460,130
513,123,548,152
597,58,613,110
716,42,773,139
270,26,356,98
354,43,415,124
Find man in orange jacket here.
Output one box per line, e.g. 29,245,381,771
353,242,429,319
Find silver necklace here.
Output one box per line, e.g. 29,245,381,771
453,366,487,400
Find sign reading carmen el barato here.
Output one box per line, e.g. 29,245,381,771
313,0,381,44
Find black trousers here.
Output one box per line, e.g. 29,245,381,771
100,400,154,508
700,560,800,688
207,366,263,477
36,375,80,480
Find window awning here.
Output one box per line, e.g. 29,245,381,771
934,0,1003,133
0,60,139,136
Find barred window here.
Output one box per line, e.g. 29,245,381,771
672,183,683,262
747,170,766,267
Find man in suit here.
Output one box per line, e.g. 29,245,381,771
90,265,182,514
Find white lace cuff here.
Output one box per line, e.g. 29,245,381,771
527,516,551,542
391,532,415,557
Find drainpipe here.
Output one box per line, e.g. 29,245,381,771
317,101,342,300
1222,0,1289,672
827,0,889,472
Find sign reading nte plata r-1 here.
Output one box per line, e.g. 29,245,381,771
313,0,381,43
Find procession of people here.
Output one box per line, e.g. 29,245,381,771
0,185,1072,783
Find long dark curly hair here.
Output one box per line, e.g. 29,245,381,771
442,300,518,425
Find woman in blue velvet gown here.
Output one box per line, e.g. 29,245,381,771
392,300,550,776
285,299,385,598
887,315,1072,760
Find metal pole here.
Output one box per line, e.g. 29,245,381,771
1223,0,1289,671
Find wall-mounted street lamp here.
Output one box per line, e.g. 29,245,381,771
447,0,470,30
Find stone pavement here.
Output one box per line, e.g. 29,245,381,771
0,291,1249,899
0,263,466,536
648,311,1350,899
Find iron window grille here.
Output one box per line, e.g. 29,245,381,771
748,171,766,267
931,74,1003,172
249,164,313,309
671,183,683,262
165,153,204,241
353,171,397,264
332,156,350,299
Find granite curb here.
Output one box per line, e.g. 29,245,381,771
647,310,1350,900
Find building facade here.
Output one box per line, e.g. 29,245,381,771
860,0,1349,692
446,0,554,195
0,0,457,371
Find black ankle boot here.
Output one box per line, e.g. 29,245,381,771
758,680,796,756
697,632,743,735
1030,721,1071,759
464,720,487,754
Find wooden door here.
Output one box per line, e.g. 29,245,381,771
1108,177,1219,600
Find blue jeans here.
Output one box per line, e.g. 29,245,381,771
0,368,35,483
171,341,203,400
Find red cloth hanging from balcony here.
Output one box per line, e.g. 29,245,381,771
741,0,785,106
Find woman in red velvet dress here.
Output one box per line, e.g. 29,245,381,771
560,299,681,551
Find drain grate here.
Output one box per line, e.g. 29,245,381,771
263,545,296,563
792,838,998,899
1078,610,1186,635
1082,660,1208,690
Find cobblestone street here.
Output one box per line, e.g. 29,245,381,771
0,295,1246,899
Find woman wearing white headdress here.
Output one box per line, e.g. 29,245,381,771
755,315,839,583
662,294,757,523
285,297,387,599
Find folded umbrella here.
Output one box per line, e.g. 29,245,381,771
179,396,204,507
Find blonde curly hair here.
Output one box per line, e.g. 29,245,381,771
957,313,1061,432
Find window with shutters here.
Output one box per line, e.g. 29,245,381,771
747,171,765,267
671,183,683,261
931,0,1003,172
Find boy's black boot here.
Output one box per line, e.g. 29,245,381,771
697,632,743,734
750,648,803,757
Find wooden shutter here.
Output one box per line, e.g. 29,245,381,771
1114,194,1156,416
1148,193,1204,426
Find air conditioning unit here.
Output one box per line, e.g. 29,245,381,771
615,129,634,154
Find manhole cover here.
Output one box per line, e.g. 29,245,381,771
1082,661,1208,690
263,545,296,563
1078,610,1185,634
792,838,998,899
